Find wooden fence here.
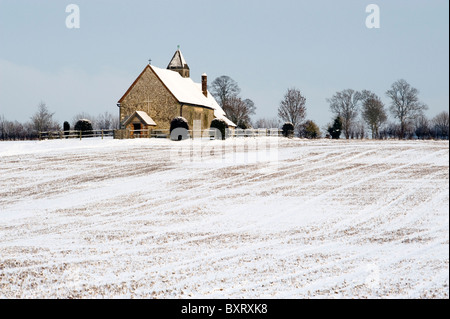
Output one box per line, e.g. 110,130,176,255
231,128,282,138
38,130,114,140
39,128,283,140
144,128,283,139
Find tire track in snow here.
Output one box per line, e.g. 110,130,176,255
0,139,448,298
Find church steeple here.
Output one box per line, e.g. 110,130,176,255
167,47,190,78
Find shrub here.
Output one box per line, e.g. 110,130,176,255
210,118,228,140
74,119,93,137
327,116,343,139
63,121,70,138
299,120,321,139
170,117,189,141
282,122,294,138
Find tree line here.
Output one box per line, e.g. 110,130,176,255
0,102,119,140
1,78,448,141
210,76,448,140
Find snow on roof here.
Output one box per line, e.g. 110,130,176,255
151,65,236,127
151,65,208,108
123,110,157,126
167,50,188,69
135,111,157,126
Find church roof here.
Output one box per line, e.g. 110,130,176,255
167,49,189,70
151,65,210,108
151,65,236,127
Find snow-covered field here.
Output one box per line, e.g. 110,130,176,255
0,137,448,298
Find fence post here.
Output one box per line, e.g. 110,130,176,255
101,129,104,140
80,130,82,140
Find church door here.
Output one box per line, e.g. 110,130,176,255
133,123,142,137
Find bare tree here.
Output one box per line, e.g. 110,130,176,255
278,88,307,133
0,117,35,140
351,118,366,139
379,121,398,139
0,114,7,140
111,115,120,130
386,79,428,139
210,75,241,109
327,89,362,139
414,114,432,140
23,122,36,139
224,96,255,128
72,112,94,127
254,117,281,129
432,111,449,139
95,111,118,130
11,121,24,140
30,102,60,133
210,75,257,128
361,92,387,139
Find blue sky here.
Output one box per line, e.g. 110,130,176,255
0,0,448,128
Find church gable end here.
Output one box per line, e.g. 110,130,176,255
118,66,180,130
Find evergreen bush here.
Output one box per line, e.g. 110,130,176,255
170,117,189,141
74,119,93,137
327,116,343,139
63,121,70,138
299,120,321,139
210,118,228,140
282,122,295,138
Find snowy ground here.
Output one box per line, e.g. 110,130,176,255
0,137,448,299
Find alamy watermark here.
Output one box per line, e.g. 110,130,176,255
366,4,380,29
168,121,280,169
65,4,80,29
65,4,379,30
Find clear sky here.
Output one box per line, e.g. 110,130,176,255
0,0,448,129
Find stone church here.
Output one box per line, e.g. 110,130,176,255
116,48,235,137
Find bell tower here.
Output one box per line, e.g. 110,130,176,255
167,46,190,78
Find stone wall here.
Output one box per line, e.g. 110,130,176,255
113,129,129,139
181,104,215,131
